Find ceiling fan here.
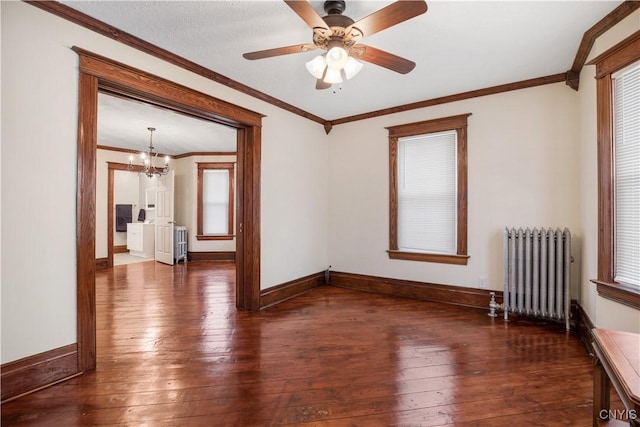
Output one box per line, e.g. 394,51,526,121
243,0,428,90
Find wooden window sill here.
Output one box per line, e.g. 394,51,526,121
387,250,469,265
196,235,235,241
591,279,640,310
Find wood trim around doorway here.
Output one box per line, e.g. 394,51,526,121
75,48,263,372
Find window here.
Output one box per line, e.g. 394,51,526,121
387,114,470,265
613,62,640,288
197,162,235,240
591,31,640,309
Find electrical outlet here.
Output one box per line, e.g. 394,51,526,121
479,277,487,289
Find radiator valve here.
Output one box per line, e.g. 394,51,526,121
488,292,499,317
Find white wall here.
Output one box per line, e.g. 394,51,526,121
173,158,192,244
1,1,329,363
261,108,330,288
2,2,79,361
328,83,581,293
577,10,640,333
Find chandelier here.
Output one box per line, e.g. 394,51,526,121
128,127,169,178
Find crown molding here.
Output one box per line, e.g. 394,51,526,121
24,0,326,126
565,0,640,91
26,0,634,132
332,74,565,126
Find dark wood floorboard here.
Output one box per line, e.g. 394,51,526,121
1,261,625,426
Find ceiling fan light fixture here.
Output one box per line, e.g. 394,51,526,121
343,57,363,80
323,67,343,84
243,0,428,91
305,55,327,79
326,45,349,70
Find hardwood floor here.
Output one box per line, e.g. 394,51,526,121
0,261,621,426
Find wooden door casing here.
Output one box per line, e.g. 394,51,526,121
75,48,263,372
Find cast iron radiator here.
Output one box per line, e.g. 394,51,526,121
174,226,187,263
503,227,572,330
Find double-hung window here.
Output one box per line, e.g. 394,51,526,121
197,162,235,240
613,61,640,289
387,114,470,265
591,31,640,309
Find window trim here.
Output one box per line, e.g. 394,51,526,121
387,113,471,265
589,30,640,310
197,162,235,241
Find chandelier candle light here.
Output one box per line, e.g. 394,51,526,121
128,127,170,178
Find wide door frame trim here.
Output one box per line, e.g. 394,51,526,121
75,48,262,371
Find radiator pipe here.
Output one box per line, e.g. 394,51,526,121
487,292,503,317
488,292,508,319
488,292,499,317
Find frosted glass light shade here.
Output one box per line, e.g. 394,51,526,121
305,55,326,79
326,46,348,70
323,67,343,84
343,57,363,80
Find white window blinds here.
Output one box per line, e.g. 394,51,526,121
613,60,640,287
203,169,229,235
397,131,457,254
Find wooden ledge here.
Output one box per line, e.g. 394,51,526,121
196,234,235,241
591,279,640,311
387,250,469,265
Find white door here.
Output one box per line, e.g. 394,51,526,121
154,170,175,265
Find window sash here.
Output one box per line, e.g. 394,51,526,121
202,169,230,235
397,131,458,254
197,162,234,240
613,61,640,288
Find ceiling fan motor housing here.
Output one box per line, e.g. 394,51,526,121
314,1,360,50
323,1,346,15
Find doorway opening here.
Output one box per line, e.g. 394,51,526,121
75,48,263,371
111,167,157,266
97,92,239,269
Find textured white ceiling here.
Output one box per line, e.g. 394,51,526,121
98,93,237,154
64,0,622,122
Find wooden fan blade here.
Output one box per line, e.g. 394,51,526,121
284,0,329,30
316,79,331,90
346,0,427,38
243,44,318,60
350,45,416,74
